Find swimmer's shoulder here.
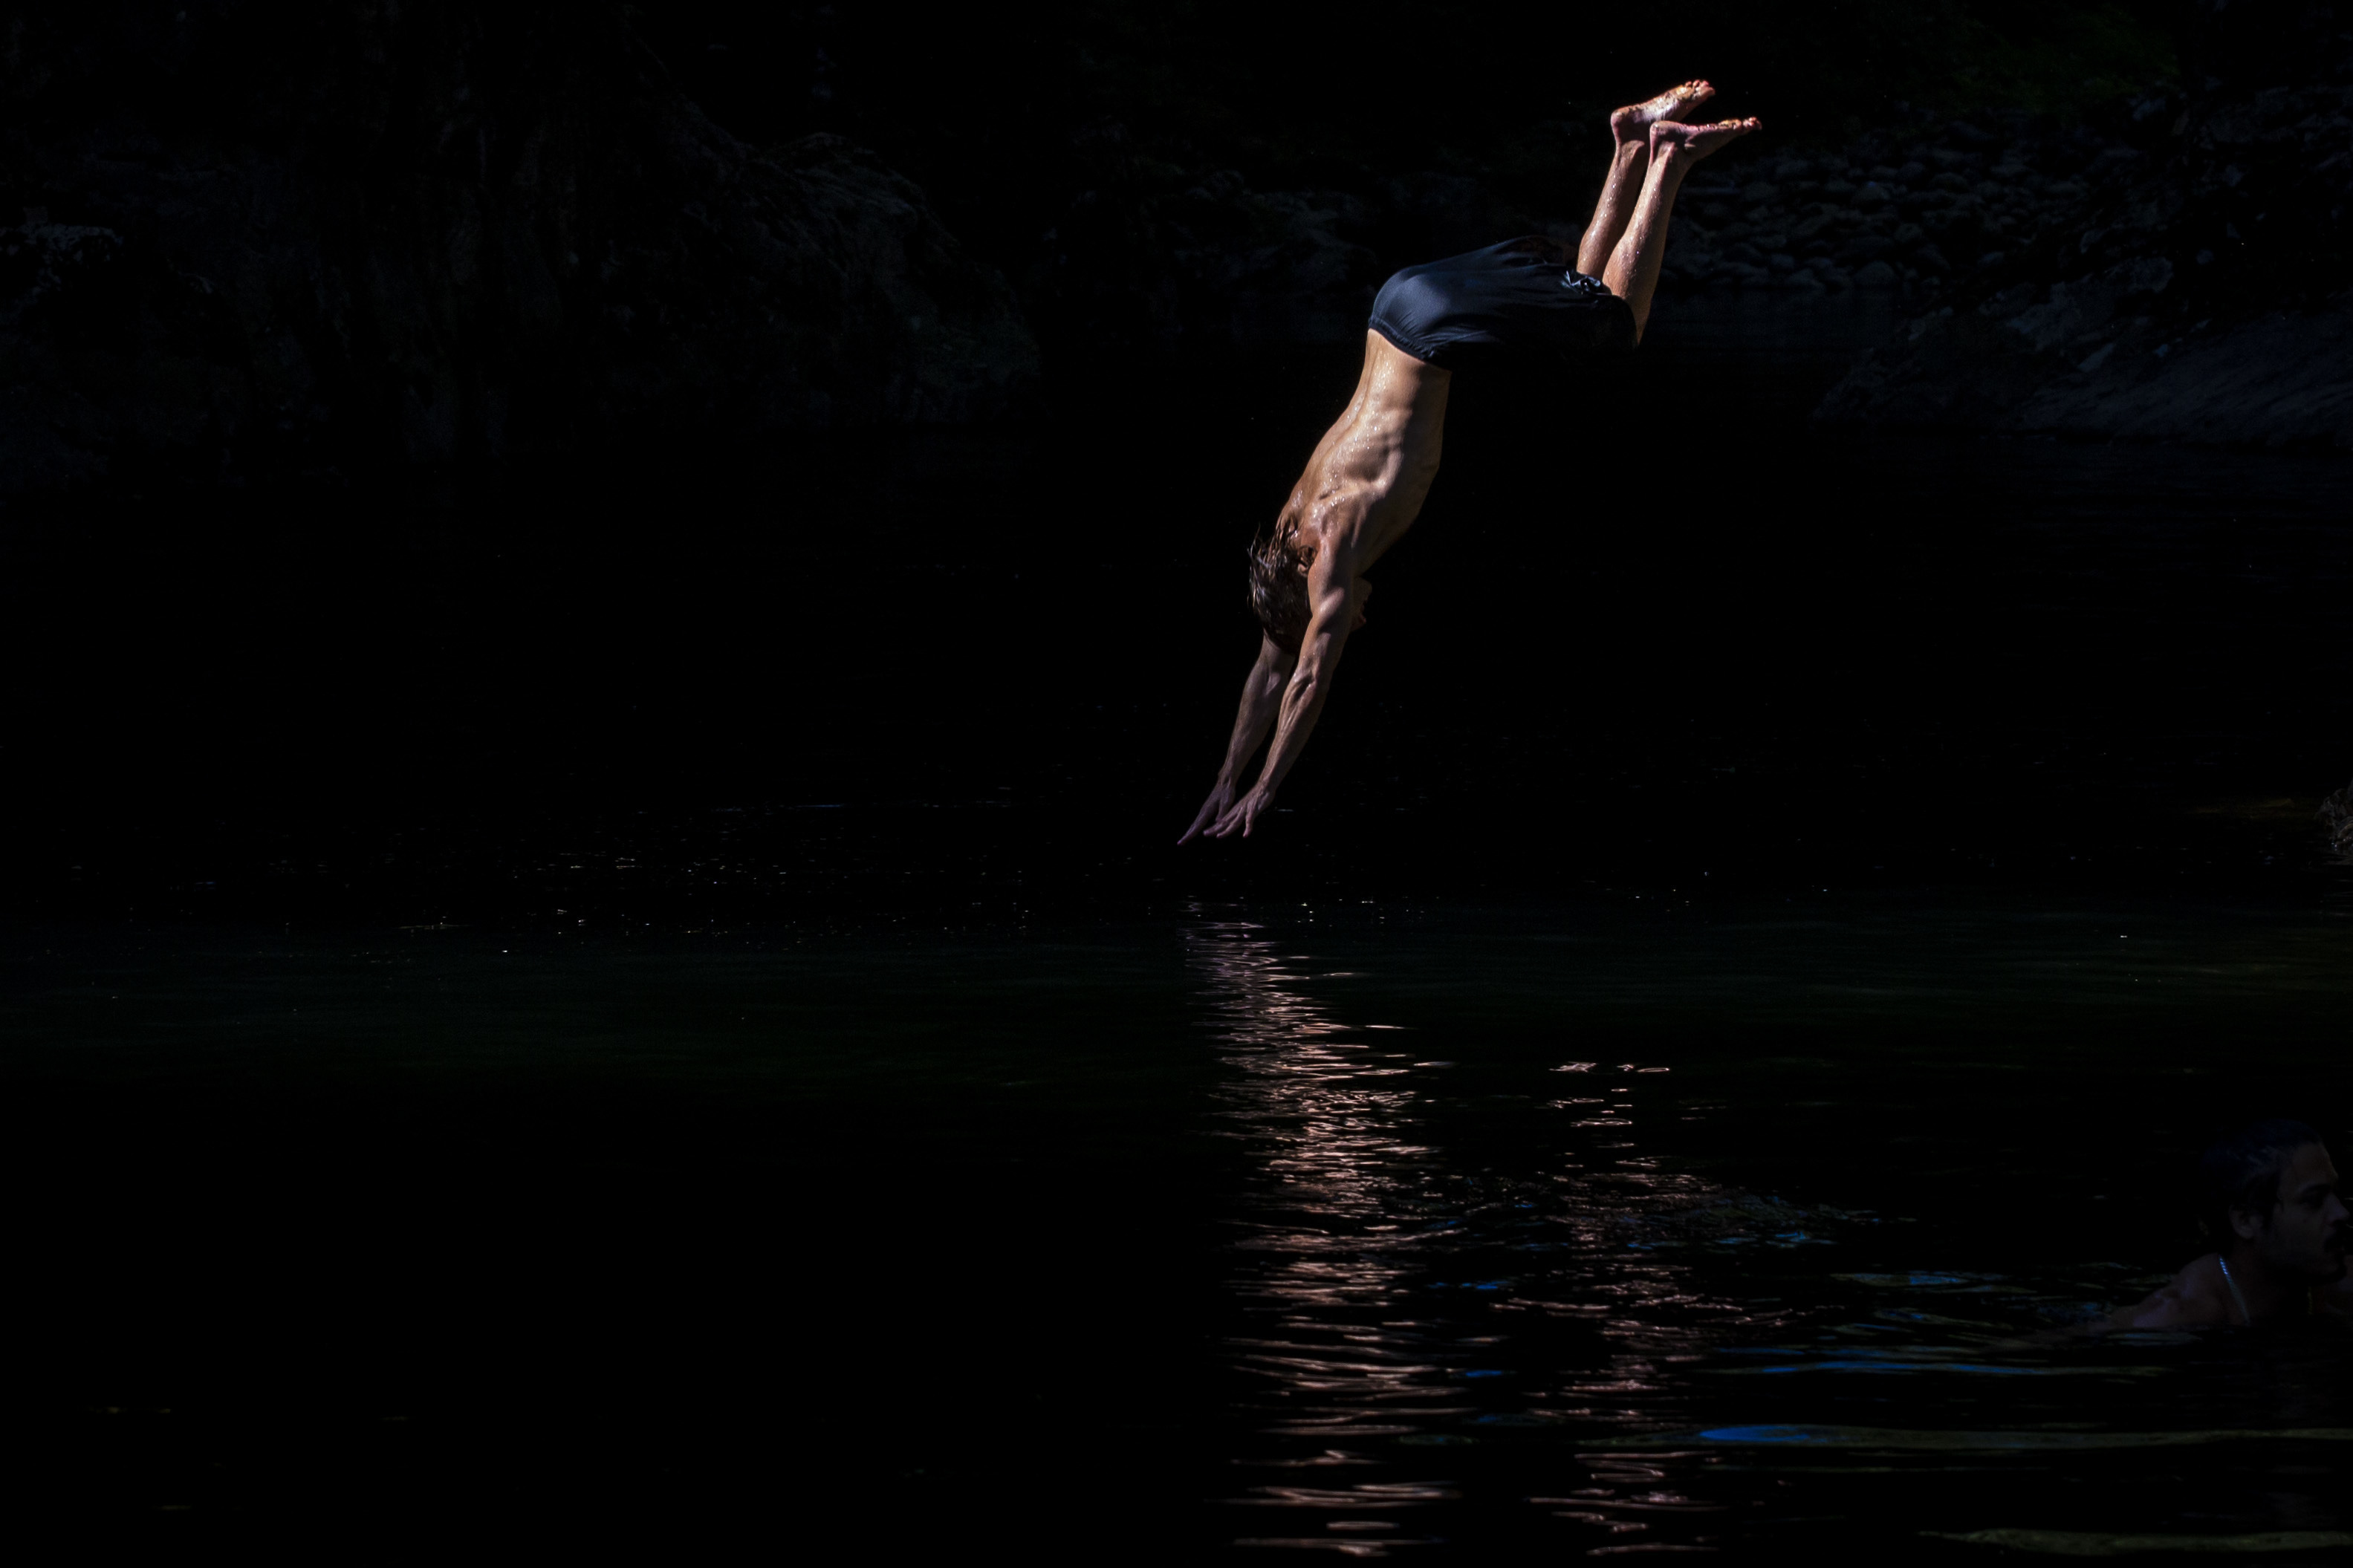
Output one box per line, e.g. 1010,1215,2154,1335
2111,1252,2231,1331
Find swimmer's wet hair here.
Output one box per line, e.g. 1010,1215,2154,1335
2198,1118,2325,1243
1247,523,1311,654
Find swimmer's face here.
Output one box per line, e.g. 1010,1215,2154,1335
2239,1144,2350,1281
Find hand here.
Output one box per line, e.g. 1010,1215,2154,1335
1204,786,1274,839
1179,779,1239,845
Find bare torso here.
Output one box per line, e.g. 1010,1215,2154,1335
1279,331,1453,591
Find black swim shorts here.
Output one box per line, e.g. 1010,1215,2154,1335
1368,237,1635,368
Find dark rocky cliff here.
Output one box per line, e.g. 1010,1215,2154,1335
1817,1,2353,448
0,4,1037,492
1655,105,2165,298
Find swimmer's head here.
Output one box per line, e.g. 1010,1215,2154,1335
2200,1119,2349,1281
1247,524,1311,654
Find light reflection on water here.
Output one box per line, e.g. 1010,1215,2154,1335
1184,905,2353,1557
1188,915,1777,1554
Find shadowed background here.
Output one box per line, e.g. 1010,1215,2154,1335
6,4,2353,1560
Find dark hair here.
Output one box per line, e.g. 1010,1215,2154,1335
1246,522,1311,654
2198,1119,2325,1245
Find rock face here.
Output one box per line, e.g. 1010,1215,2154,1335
1022,121,1549,365
2327,780,2353,862
2315,780,2353,865
1817,2,2353,448
0,4,1038,492
1660,108,2148,299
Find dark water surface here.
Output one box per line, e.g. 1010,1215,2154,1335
11,895,2352,1555
8,294,2353,1555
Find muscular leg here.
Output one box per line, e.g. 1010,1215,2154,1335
1603,116,1760,342
1577,82,1714,276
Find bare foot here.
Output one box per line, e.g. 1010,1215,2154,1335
1611,81,1715,145
1649,116,1762,163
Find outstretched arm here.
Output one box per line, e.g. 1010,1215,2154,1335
1180,634,1298,844
1202,553,1360,839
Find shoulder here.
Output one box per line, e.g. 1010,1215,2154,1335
2112,1255,2232,1331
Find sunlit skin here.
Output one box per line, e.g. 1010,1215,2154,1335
2109,1142,2352,1330
1182,85,1760,842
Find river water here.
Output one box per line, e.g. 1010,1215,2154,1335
7,293,2353,1555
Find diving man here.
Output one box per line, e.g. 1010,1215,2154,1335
1183,82,1759,842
